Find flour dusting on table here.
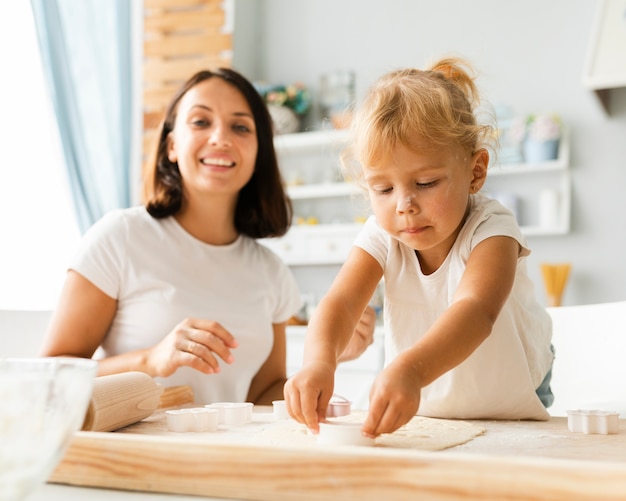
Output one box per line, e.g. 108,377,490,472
121,409,484,451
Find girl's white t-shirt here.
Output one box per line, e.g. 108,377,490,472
355,193,553,420
70,206,302,404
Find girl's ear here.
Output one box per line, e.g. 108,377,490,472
167,133,177,163
469,148,489,192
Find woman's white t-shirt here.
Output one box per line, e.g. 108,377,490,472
70,206,302,404
355,193,553,420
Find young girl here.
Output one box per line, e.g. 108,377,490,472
38,68,373,405
284,58,554,437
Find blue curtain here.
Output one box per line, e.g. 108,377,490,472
30,0,132,233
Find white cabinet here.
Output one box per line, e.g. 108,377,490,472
262,129,571,266
261,129,367,266
582,0,626,113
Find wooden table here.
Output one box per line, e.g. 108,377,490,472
50,409,626,501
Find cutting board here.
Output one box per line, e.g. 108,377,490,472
50,408,626,501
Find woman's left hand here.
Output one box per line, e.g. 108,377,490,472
338,305,376,363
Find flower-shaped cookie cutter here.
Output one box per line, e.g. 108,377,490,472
166,407,220,432
566,409,620,434
205,402,253,426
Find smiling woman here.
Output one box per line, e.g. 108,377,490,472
0,2,80,309
37,68,301,408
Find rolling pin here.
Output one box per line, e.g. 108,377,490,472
81,371,163,432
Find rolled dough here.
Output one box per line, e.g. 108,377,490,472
257,410,485,451
122,409,485,451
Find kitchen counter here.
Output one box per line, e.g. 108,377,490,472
31,484,222,500
48,409,626,501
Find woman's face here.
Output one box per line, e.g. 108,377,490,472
167,77,258,202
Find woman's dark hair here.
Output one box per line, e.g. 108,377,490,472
143,68,292,239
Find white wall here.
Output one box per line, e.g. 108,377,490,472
233,0,626,306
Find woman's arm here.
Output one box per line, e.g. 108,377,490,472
39,270,116,365
40,270,239,378
246,322,288,405
338,304,377,363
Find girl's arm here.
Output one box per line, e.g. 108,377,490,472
285,247,383,432
246,322,287,405
364,235,519,437
250,292,379,405
304,248,382,366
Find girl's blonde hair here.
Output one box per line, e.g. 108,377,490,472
342,57,496,184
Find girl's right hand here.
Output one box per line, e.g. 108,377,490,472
283,361,335,434
144,318,239,377
362,358,422,437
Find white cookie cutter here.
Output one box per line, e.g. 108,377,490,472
166,407,220,432
272,400,290,420
205,402,253,426
566,409,620,434
317,421,374,447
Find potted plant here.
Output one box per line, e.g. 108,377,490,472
523,113,562,163
255,82,312,134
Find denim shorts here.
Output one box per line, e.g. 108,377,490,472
535,344,555,408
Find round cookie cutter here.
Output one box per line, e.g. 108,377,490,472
272,399,290,420
317,421,374,447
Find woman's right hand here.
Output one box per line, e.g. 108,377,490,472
144,318,239,377
338,305,376,362
283,361,335,434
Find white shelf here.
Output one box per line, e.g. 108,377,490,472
490,158,567,176
274,129,349,154
287,182,359,199
286,161,567,198
520,224,569,237
260,223,364,266
490,132,570,175
272,128,571,266
282,223,364,237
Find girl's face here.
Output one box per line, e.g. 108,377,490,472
167,78,258,201
364,139,487,272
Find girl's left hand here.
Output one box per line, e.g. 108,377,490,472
362,359,422,437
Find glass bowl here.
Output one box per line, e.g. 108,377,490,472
0,357,98,501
